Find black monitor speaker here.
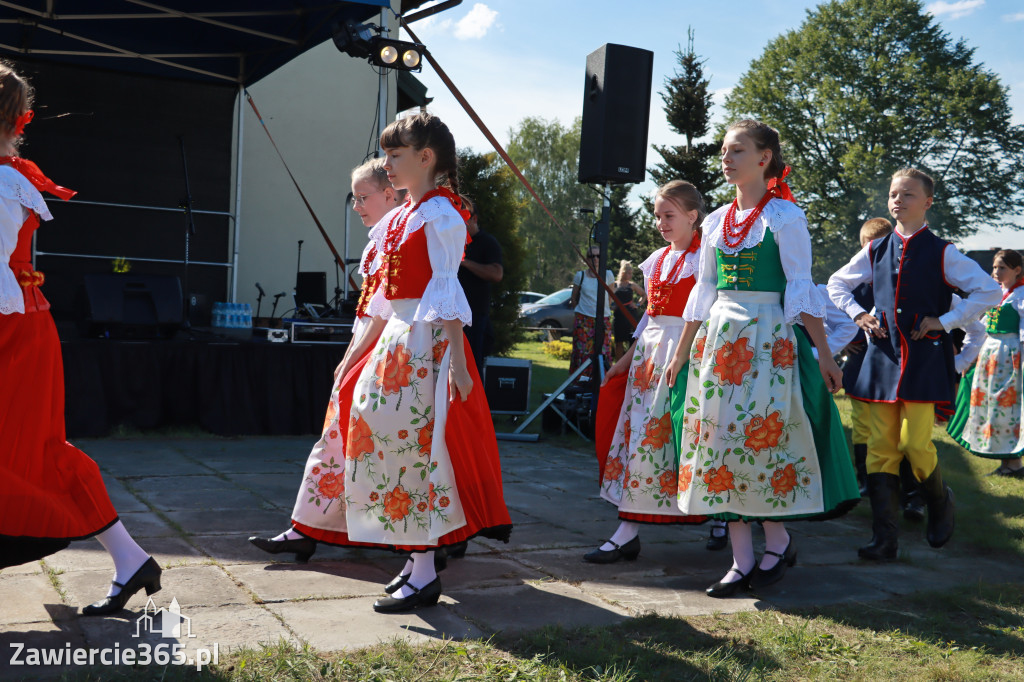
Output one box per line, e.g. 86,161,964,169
295,271,327,307
77,273,183,339
578,44,654,185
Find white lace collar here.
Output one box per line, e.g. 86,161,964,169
705,198,802,255
366,196,459,273
639,245,700,283
0,165,52,221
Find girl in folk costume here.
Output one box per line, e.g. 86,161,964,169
291,113,511,614
666,120,859,598
0,61,161,615
948,249,1024,477
587,181,708,563
249,159,404,561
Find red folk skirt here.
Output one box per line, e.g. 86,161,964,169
0,306,118,568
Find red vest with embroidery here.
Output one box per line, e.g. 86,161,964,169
9,212,49,313
355,268,381,318
383,227,432,300
647,275,696,317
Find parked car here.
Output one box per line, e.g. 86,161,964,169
519,287,574,339
518,291,546,307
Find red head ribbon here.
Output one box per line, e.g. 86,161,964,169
767,165,795,204
13,110,33,136
0,156,77,201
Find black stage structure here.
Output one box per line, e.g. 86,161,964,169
0,1,395,436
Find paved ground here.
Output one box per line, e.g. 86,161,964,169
3,436,1023,678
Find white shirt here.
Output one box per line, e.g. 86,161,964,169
683,198,826,324
0,164,52,316
956,286,1024,372
819,283,860,355
827,227,1001,333
572,268,614,318
631,245,701,339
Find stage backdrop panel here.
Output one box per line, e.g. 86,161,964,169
18,59,236,317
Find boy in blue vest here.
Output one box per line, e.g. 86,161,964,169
828,168,1000,560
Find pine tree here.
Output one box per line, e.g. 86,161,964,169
648,29,720,199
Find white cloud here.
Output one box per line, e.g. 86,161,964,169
454,4,499,40
925,0,985,20
1003,12,1024,21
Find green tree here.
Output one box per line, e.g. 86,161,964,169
459,149,526,356
506,117,600,292
723,0,1024,280
649,29,721,199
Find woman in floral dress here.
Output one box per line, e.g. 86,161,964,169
948,249,1024,476
666,120,859,598
287,113,511,613
249,159,403,561
587,181,708,563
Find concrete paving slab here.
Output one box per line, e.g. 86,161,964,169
0,620,87,682
143,487,269,513
438,555,547,591
42,537,205,575
0,573,63,626
0,560,43,577
267,597,487,651
447,581,630,634
475,523,593,552
201,459,300,475
60,566,252,614
114,511,179,539
508,547,667,583
226,561,395,602
128,474,237,494
92,452,212,477
229,473,305,505
101,477,149,514
162,509,287,535
579,576,759,617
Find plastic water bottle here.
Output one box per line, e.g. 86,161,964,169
212,302,224,327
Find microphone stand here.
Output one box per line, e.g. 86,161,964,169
178,136,197,331
255,283,266,319
271,292,285,319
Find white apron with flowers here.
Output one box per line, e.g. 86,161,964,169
291,196,470,545
600,248,699,517
677,199,827,518
962,332,1023,453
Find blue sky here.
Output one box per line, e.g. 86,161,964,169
399,0,1024,249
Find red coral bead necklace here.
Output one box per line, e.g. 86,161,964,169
722,189,774,249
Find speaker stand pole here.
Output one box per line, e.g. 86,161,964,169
178,136,198,332
496,358,592,442
591,183,612,392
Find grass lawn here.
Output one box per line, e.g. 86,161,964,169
65,581,1024,681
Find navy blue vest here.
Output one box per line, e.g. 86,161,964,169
841,282,873,394
848,228,956,404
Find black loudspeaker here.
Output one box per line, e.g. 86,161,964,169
578,43,655,184
295,271,327,307
77,273,183,339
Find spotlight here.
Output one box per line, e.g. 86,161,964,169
368,37,425,72
332,20,426,72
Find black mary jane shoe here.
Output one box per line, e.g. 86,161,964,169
749,540,797,590
384,572,410,595
373,577,442,613
81,557,162,616
248,535,317,563
582,536,641,564
706,524,729,551
706,567,752,599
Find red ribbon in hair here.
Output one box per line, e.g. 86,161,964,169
13,109,33,136
766,165,795,204
0,155,76,201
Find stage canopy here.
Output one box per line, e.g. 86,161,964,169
0,0,391,86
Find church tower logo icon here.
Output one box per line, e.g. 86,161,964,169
133,597,196,639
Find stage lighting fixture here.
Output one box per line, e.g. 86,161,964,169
332,20,425,72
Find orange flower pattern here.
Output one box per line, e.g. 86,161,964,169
679,314,824,516
416,419,435,456
640,413,672,450
374,343,414,395
317,472,345,500
347,414,374,461
382,485,412,522
632,358,656,393
713,337,754,385
743,411,784,453
962,342,1024,453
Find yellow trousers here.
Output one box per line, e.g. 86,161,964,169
850,398,871,446
867,401,937,480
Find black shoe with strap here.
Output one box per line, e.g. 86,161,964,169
858,472,900,561
706,567,752,598
706,523,728,551
81,557,162,616
248,535,317,563
373,577,442,613
582,536,640,564
749,539,797,590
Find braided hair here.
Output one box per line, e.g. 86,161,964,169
379,112,459,196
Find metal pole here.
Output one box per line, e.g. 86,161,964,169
231,82,245,303
376,8,388,155
592,183,611,385
344,191,353,298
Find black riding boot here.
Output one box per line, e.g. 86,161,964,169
921,465,955,548
858,473,900,561
899,458,926,522
853,444,869,497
